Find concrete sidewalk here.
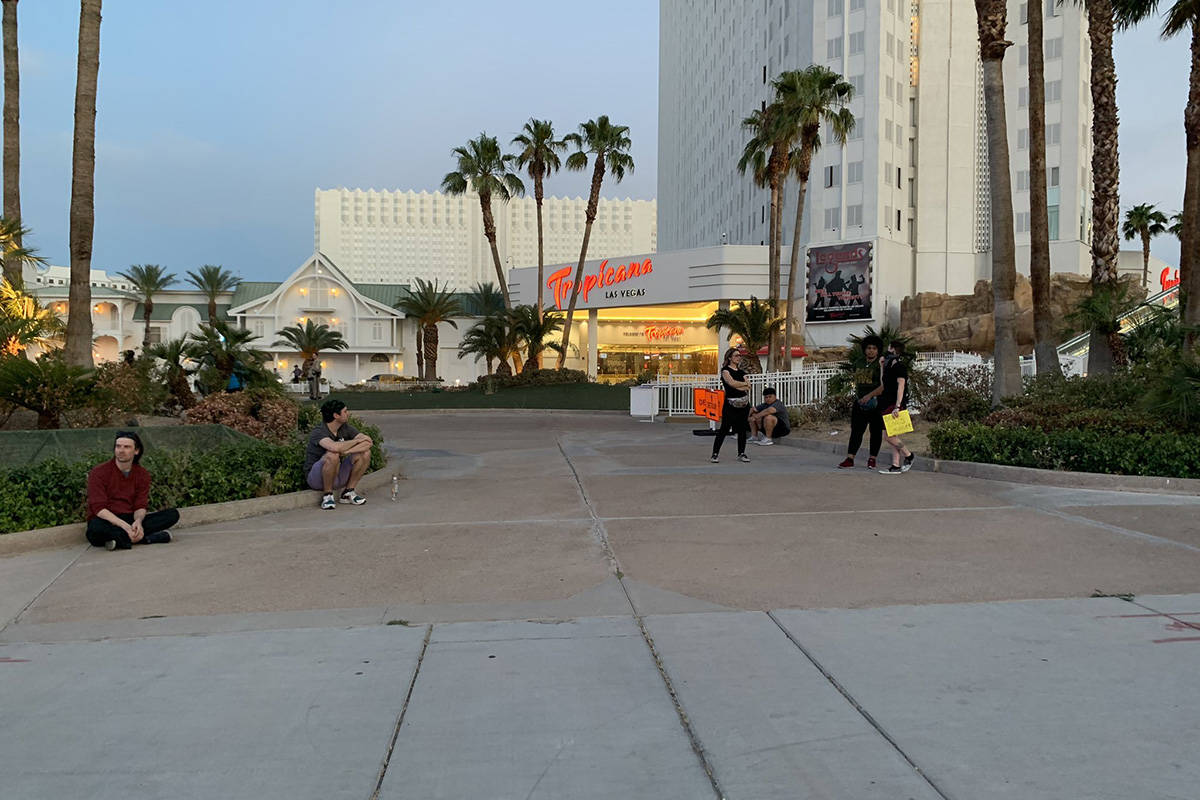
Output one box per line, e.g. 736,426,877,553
2,411,1198,799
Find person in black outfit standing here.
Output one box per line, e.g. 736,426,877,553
879,339,915,474
838,335,884,470
711,347,752,463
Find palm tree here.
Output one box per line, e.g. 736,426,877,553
704,297,784,375
463,281,507,318
394,277,462,380
185,264,239,324
1028,0,1061,377
64,0,102,369
117,264,176,351
975,0,1022,405
1170,210,1185,239
145,337,196,409
184,319,268,390
737,105,791,371
458,313,516,378
1122,203,1170,287
773,66,855,371
509,303,563,374
441,134,524,310
0,216,44,285
2,0,21,286
512,119,566,321
0,274,63,355
556,116,635,368
273,319,349,379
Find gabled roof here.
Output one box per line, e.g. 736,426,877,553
354,283,410,309
227,252,407,319
230,282,279,307
132,302,228,322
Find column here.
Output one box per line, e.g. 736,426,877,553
587,308,599,380
716,299,731,363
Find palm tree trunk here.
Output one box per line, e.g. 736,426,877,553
1,0,21,287
784,139,815,373
1181,20,1200,349
767,168,782,372
207,298,217,324
535,175,545,322
414,325,424,380
479,192,512,310
1086,0,1120,375
1027,0,1059,376
976,0,1022,405
557,157,605,369
142,302,152,352
423,322,439,380
1142,230,1151,289
64,0,101,369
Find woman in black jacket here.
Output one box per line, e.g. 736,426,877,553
711,347,752,463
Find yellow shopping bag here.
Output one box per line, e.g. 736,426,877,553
883,409,914,436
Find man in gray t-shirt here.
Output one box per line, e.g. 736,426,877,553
749,387,790,445
306,399,374,510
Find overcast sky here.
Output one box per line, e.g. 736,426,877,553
9,1,1190,281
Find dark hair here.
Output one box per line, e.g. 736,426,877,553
721,347,740,369
889,339,906,355
320,399,347,423
763,386,777,396
114,430,144,465
861,335,883,352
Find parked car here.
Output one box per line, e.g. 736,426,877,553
362,373,405,385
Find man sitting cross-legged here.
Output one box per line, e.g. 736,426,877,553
86,431,179,551
305,399,374,510
748,387,791,446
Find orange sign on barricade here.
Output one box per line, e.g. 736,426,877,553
693,387,726,421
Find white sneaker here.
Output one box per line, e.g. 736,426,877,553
759,438,774,446
321,493,336,510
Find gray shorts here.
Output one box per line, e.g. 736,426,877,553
307,455,353,492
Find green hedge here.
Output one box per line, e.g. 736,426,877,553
0,415,386,534
928,420,1200,478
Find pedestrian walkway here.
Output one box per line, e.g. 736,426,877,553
1,411,1197,799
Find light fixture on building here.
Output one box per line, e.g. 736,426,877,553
278,360,287,368
299,288,307,295
330,288,339,296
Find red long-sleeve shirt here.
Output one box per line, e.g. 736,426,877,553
86,460,151,519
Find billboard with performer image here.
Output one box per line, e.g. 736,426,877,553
806,241,873,323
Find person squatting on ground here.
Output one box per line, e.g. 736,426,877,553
749,386,790,445
85,431,179,551
879,339,915,475
306,399,373,510
711,347,752,463
838,335,885,470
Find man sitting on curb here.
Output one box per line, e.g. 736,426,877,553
749,387,791,446
86,431,179,551
306,399,373,510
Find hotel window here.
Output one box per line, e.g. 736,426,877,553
896,166,902,188
887,34,894,56
1020,2,1029,23
1018,128,1029,149
372,322,383,341
1018,86,1028,108
824,164,842,188
847,160,863,183
849,31,865,55
1048,206,1060,240
1019,45,1028,65
827,36,843,59
1049,166,1060,187
1046,38,1063,60
885,161,893,181
886,78,894,99
846,204,863,227
885,120,893,142
824,207,840,230
1017,170,1030,191
896,122,904,142
253,320,265,338
1046,80,1062,103
1046,122,1061,146
850,0,864,8
849,74,864,95
896,209,902,230
827,0,843,14
850,115,864,140
1016,212,1031,233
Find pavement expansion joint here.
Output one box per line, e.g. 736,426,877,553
556,436,727,800
370,623,432,800
1027,506,1200,553
765,609,955,800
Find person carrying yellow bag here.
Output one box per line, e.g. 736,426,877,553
878,339,916,474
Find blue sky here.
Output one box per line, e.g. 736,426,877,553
8,1,1190,281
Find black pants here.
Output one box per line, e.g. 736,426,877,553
847,402,883,458
86,508,179,548
712,403,750,456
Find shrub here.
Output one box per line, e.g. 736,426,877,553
921,388,992,423
185,390,300,443
789,392,855,429
476,368,590,390
94,358,166,415
929,421,1200,478
0,352,95,429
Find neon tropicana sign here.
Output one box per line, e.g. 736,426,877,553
546,258,654,309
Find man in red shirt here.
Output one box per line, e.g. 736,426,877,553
86,431,179,551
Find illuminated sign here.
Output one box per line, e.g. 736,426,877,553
546,258,654,310
1161,267,1181,292
643,325,684,342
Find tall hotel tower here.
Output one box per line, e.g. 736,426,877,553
659,0,1092,335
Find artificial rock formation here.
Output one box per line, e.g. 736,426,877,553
900,273,1142,353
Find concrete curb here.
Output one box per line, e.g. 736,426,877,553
781,436,1200,495
0,464,395,558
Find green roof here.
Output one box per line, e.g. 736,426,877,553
133,302,227,321
230,281,280,307
354,283,410,308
